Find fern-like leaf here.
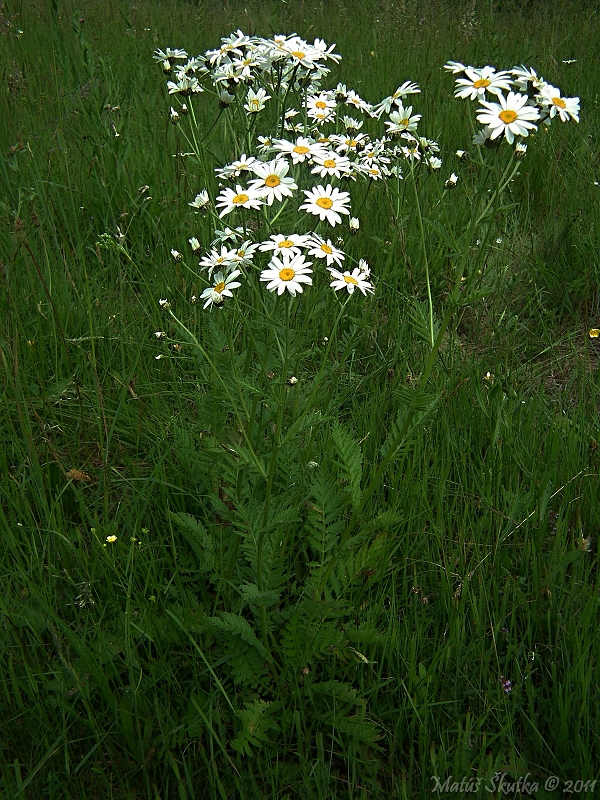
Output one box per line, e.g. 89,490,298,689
332,422,363,509
231,699,280,756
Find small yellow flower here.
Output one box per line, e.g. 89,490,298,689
588,328,600,338
106,535,117,543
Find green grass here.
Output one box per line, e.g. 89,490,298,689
1,0,600,797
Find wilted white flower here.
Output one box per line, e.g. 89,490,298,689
189,190,210,211
515,141,527,158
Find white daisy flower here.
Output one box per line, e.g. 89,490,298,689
199,245,238,277
248,159,297,205
218,89,235,106
211,226,244,245
259,234,310,256
328,267,374,296
312,38,341,64
515,141,527,158
372,81,421,117
306,92,336,116
231,240,260,267
472,126,494,146
400,142,421,161
260,253,313,296
307,107,335,125
257,136,276,155
310,152,352,179
358,258,371,277
332,133,369,155
281,38,321,68
342,115,363,132
537,84,580,122
454,66,513,100
444,60,468,74
511,65,546,92
272,136,328,164
345,90,372,114
215,184,264,217
244,87,271,114
359,143,390,166
299,184,351,227
354,163,389,180
200,270,242,309
307,235,345,267
154,48,188,63
189,190,210,211
476,91,540,144
167,76,203,96
334,83,349,101
216,154,259,180
231,52,268,82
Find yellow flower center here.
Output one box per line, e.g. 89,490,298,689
323,159,336,168
214,282,225,293
345,139,357,147
316,197,333,209
250,99,260,108
293,145,310,154
278,240,295,248
552,96,566,108
291,50,305,60
400,118,409,127
499,109,518,124
473,78,491,89
237,250,245,257
344,275,358,285
265,174,281,187
279,268,295,281
315,100,327,109
233,193,249,204
320,243,333,254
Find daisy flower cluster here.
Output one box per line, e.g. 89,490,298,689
154,31,450,312
445,61,580,148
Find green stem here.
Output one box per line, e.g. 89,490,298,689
409,161,434,347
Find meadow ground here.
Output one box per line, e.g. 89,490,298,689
1,0,600,797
